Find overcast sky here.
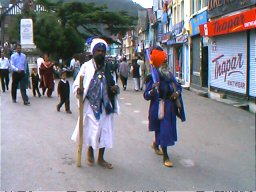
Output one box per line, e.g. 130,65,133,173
132,0,153,8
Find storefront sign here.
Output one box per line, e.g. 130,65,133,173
211,52,247,92
209,33,247,94
200,8,256,37
190,10,208,36
175,34,188,44
162,32,171,43
157,23,163,42
208,0,256,18
172,21,184,36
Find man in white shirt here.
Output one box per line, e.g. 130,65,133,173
0,51,11,92
137,55,146,90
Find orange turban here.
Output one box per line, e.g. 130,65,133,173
150,48,167,67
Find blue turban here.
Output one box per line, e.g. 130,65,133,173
90,38,108,55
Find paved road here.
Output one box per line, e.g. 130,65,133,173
1,77,255,190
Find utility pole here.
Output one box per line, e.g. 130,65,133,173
0,4,6,47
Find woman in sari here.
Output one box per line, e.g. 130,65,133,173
39,54,55,97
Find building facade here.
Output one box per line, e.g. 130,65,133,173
199,0,256,111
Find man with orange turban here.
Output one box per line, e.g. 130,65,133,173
144,46,186,167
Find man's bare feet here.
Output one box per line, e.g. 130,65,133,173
97,160,113,169
87,147,94,166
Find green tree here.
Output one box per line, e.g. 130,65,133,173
57,2,136,42
34,12,84,60
5,0,135,60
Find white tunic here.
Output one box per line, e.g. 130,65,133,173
71,59,118,149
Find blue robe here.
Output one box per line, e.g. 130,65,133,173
144,71,186,147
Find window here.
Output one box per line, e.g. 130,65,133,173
178,4,180,22
181,0,184,21
203,0,208,7
197,0,202,11
174,6,177,24
191,0,195,14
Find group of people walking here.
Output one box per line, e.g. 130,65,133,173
2,40,186,169
0,43,72,113
118,55,146,91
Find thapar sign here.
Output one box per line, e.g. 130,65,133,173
20,18,35,48
199,8,256,37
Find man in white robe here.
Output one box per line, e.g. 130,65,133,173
71,38,119,169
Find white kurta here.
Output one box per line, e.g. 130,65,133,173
71,59,118,149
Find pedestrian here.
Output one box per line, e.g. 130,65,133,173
143,46,186,167
57,70,72,114
0,51,11,92
118,57,130,90
131,58,140,91
31,67,41,97
10,43,30,105
39,53,54,97
137,55,146,90
70,54,81,80
71,38,120,169
36,56,44,79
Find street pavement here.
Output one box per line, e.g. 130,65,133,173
1,77,255,190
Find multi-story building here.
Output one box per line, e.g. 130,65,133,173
135,0,256,113
199,0,256,112
168,0,190,86
189,0,209,90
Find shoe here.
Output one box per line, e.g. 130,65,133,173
152,142,163,155
12,99,16,103
57,105,60,112
66,110,72,114
24,101,30,105
163,159,173,167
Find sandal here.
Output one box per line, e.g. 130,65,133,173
98,160,113,169
152,142,163,155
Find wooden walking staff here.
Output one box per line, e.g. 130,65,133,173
77,75,84,167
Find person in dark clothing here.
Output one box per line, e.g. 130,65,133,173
57,71,72,114
31,67,41,97
0,51,11,92
131,59,140,91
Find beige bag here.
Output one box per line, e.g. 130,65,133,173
158,99,165,120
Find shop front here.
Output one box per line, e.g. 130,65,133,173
169,21,189,85
189,10,208,89
200,8,256,100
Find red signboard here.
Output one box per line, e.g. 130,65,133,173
200,8,256,37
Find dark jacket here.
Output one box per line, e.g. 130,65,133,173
57,79,70,100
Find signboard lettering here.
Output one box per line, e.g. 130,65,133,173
200,8,256,37
208,0,255,18
213,53,244,82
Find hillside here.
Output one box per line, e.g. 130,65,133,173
0,0,144,17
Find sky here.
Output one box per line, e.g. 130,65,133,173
132,0,153,8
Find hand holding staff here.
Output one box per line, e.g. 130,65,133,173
77,75,84,167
